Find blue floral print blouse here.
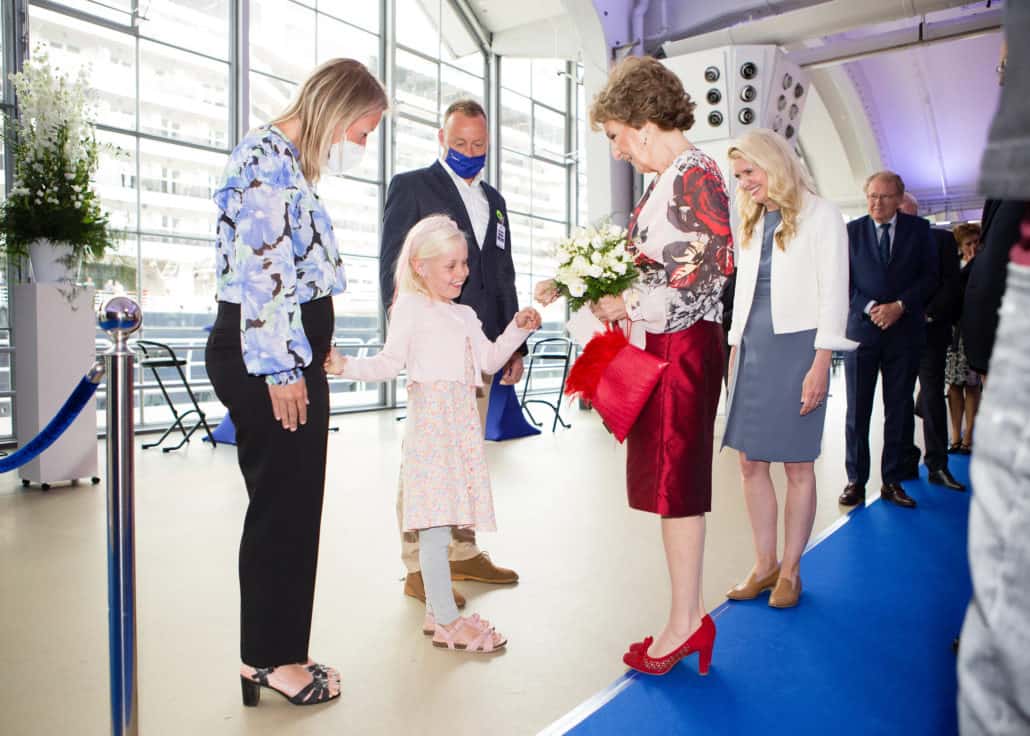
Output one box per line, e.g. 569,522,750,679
213,126,346,385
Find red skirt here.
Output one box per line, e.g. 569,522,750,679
626,320,724,517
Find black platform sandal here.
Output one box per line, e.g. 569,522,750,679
241,665,340,706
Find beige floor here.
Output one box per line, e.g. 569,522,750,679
0,372,889,735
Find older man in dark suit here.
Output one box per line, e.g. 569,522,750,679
840,172,938,507
380,99,523,605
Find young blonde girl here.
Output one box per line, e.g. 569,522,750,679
325,214,540,652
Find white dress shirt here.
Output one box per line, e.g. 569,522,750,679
865,213,900,314
439,156,490,248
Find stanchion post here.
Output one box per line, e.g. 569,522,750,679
98,297,143,736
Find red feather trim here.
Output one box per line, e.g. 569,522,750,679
564,325,629,401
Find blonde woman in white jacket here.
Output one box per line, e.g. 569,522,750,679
722,130,857,608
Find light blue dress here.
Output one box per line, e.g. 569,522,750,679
723,211,828,462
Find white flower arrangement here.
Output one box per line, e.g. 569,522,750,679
0,47,114,264
552,222,638,311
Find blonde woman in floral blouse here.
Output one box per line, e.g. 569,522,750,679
205,58,387,708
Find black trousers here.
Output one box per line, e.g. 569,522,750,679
205,298,333,667
903,320,952,472
845,327,922,486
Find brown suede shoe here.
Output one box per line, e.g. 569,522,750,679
449,552,519,584
768,575,802,608
726,565,780,600
403,571,466,609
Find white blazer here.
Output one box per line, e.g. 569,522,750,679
728,192,858,352
341,292,530,385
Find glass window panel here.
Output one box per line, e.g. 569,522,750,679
394,115,440,175
138,0,229,60
316,14,379,71
140,41,229,148
534,103,566,160
0,257,8,332
532,59,568,111
502,58,532,96
30,6,137,132
509,212,532,274
441,64,484,113
52,0,133,25
317,1,381,34
138,138,223,240
395,48,439,120
0,349,10,392
319,177,380,257
500,149,531,215
333,255,382,339
532,159,567,221
396,0,441,58
139,234,218,340
95,129,138,231
84,233,140,319
249,72,297,130
530,217,565,274
250,0,316,82
500,91,531,155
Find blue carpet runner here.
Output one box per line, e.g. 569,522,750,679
560,456,973,736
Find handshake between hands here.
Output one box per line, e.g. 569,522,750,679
322,306,544,377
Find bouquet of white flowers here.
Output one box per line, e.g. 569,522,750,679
552,223,638,312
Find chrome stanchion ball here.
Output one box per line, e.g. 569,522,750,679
98,297,143,337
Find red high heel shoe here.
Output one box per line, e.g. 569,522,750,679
623,615,715,676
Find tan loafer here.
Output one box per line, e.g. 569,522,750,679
403,571,466,609
449,552,519,584
726,566,781,600
768,575,802,608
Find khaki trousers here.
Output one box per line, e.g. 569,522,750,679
398,372,494,573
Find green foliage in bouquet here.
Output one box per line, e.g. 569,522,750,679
0,50,113,261
552,223,639,312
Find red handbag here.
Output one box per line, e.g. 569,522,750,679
564,323,668,442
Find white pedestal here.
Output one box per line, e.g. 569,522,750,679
13,284,99,486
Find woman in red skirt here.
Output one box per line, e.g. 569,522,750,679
539,57,733,675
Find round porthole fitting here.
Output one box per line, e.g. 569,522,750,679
708,110,724,127
707,88,722,104
738,107,755,125
740,62,757,79
704,66,720,83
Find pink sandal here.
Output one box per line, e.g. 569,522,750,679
431,614,506,653
422,612,487,636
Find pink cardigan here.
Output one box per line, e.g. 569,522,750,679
341,292,531,385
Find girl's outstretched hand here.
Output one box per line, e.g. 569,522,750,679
323,348,348,375
515,307,542,331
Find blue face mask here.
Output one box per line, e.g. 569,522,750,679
445,148,486,179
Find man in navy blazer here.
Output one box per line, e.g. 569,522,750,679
839,172,938,508
380,99,522,604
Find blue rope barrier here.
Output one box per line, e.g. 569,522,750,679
0,364,105,474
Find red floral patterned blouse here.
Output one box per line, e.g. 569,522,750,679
623,148,734,334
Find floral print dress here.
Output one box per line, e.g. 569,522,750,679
402,339,496,532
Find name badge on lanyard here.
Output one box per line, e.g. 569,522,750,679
495,208,506,249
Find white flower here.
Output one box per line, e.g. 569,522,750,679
590,251,602,264
612,261,628,275
587,264,604,278
571,255,590,276
566,277,587,298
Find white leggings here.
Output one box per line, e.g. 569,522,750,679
418,526,461,626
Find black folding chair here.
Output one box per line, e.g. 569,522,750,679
520,337,574,432
135,340,215,452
